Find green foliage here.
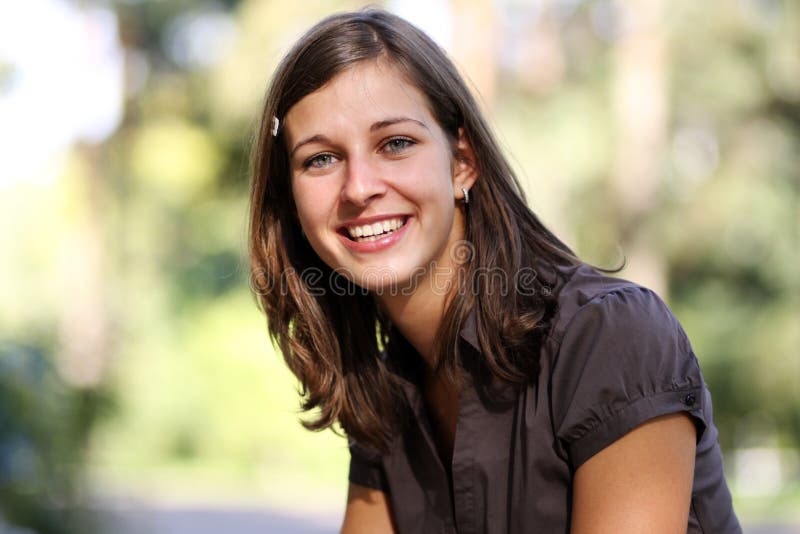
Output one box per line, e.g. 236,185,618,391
0,345,102,533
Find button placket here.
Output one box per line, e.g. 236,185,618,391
451,381,479,534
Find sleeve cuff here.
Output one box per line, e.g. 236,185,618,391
568,385,707,470
348,455,389,492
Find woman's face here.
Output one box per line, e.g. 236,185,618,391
284,58,475,292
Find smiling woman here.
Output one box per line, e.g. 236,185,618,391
248,9,741,534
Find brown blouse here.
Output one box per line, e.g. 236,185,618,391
349,264,741,533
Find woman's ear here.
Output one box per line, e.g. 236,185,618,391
452,128,478,201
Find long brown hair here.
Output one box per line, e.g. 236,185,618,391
249,9,585,452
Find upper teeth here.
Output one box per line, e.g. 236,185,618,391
347,217,405,238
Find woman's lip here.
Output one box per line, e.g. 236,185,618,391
338,217,411,253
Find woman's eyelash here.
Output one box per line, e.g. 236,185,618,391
303,153,336,169
382,137,416,152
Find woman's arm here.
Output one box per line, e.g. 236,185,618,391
341,483,396,534
571,413,697,533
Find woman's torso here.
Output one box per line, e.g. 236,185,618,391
348,263,741,533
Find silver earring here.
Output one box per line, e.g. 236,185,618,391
461,187,470,205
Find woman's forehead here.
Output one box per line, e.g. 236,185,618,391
284,59,435,139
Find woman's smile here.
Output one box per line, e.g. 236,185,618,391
341,215,407,242
337,215,412,253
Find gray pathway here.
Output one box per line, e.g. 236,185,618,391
105,506,341,534
103,508,799,534
749,526,800,534
5,508,800,533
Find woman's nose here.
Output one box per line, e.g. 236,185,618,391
340,155,387,206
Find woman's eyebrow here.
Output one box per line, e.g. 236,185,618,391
290,118,428,158
290,134,331,158
370,117,429,132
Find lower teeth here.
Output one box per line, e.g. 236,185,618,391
357,230,393,243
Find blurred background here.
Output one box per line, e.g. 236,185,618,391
0,0,798,532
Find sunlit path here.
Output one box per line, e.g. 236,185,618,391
103,506,341,534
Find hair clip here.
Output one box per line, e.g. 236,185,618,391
271,116,280,137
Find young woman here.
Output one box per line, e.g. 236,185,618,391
248,9,741,534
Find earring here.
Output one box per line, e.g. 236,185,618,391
461,186,470,205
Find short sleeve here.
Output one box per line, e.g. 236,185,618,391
348,438,389,492
552,286,707,469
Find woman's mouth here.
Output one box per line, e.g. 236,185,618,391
342,216,408,243
336,215,411,253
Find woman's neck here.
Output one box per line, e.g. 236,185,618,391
378,287,446,369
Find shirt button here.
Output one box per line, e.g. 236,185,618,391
683,393,696,406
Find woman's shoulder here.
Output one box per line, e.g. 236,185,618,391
545,263,689,355
540,263,706,468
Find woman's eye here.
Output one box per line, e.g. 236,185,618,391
304,153,337,169
382,137,415,154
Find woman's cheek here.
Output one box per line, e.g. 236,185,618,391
294,179,333,218
394,157,451,198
